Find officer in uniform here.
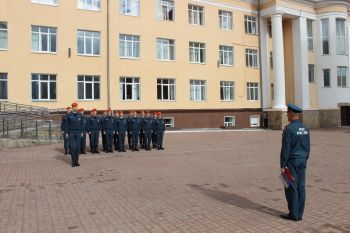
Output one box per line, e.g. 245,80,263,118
65,102,83,167
155,112,166,150
139,111,145,149
87,108,100,154
78,108,87,154
152,112,158,148
115,111,127,152
113,110,120,151
127,110,133,149
280,103,310,221
61,106,72,155
102,109,115,153
101,110,107,152
130,111,141,151
143,111,153,151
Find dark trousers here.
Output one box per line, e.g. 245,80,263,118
69,132,81,165
114,133,119,150
105,131,113,151
90,131,99,152
117,131,126,150
63,132,69,152
128,132,132,148
157,131,164,148
285,158,307,220
139,131,145,148
132,131,139,149
101,131,106,151
152,132,157,147
144,130,152,148
81,132,86,152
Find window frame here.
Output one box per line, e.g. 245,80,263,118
307,19,314,51
224,116,235,127
0,73,8,100
219,45,234,66
219,10,232,30
336,18,346,55
77,0,101,11
188,4,204,26
323,68,331,88
119,34,140,59
245,48,258,68
163,117,175,127
31,0,58,6
190,79,206,101
0,22,8,50
189,42,206,64
220,81,235,101
308,64,315,83
31,25,57,53
77,30,100,56
337,66,348,88
120,77,140,101
250,115,260,127
156,38,175,61
157,78,176,101
31,74,57,101
77,75,100,101
244,15,257,35
247,82,259,101
120,0,140,16
321,18,330,55
158,0,175,21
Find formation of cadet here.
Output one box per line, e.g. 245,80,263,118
280,103,310,221
61,103,166,167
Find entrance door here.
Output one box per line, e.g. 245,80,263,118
341,106,350,126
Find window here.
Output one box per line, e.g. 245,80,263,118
219,46,233,66
158,0,174,21
323,69,330,87
337,67,348,87
188,4,204,25
77,75,100,100
244,15,257,35
120,77,140,100
271,83,274,100
164,117,174,127
307,19,314,51
78,0,100,11
157,78,175,101
31,0,58,5
219,10,232,30
268,20,272,38
0,73,8,100
308,64,315,83
189,42,205,63
119,34,140,58
247,82,259,100
77,30,100,55
321,18,329,55
190,80,206,101
270,51,273,69
31,74,56,101
246,49,258,68
120,0,140,16
336,19,346,55
220,81,234,101
157,38,175,61
31,26,57,53
0,22,8,50
250,115,260,127
224,116,235,127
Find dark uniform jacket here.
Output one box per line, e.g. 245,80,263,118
155,118,166,133
87,115,101,132
129,117,141,132
81,115,87,133
143,117,153,131
116,117,128,132
102,116,114,131
65,112,83,133
60,114,67,132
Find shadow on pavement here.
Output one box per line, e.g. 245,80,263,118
54,154,71,165
189,184,283,218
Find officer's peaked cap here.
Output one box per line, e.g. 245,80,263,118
287,103,303,113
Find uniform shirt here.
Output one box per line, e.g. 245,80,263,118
103,116,114,131
143,117,153,131
65,112,83,133
280,120,310,168
60,114,67,132
115,117,128,132
129,117,141,132
81,115,87,132
88,115,101,131
155,118,166,133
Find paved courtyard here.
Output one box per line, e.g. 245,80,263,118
0,129,350,233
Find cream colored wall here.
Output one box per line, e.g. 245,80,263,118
308,51,318,109
316,5,348,14
283,19,295,105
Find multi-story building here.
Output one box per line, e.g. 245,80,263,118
0,0,349,129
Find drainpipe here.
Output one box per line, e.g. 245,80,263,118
106,0,111,109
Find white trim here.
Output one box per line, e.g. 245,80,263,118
224,116,236,127
261,6,316,20
250,115,260,127
190,0,257,14
163,117,175,127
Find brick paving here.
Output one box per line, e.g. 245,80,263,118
0,129,350,233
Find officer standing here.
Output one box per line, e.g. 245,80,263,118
143,111,153,151
78,108,87,154
61,106,72,155
127,110,133,149
115,111,127,152
152,112,158,148
101,110,107,152
130,111,141,151
139,111,145,149
113,110,120,151
65,102,83,167
155,112,166,150
102,109,115,153
280,103,310,221
87,108,100,154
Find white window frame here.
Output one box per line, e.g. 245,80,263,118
336,18,346,55
323,69,331,88
219,45,233,66
77,75,100,100
77,30,100,56
120,0,140,16
219,10,232,30
158,0,174,21
120,77,140,101
250,115,260,127
164,117,174,127
246,49,258,68
189,42,205,64
31,25,57,53
157,78,176,101
224,116,235,127
0,73,8,100
220,81,235,101
270,51,273,69
31,0,58,6
119,34,140,59
157,38,175,61
77,0,100,11
307,19,314,51
31,74,57,101
188,4,204,26
308,64,315,83
190,80,206,101
337,66,348,87
244,15,257,35
321,18,330,55
247,82,259,101
0,22,8,50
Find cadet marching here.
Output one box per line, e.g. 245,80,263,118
61,102,166,167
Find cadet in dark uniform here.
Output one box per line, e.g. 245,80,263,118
280,103,310,221
139,111,145,149
143,111,153,151
115,111,127,152
155,112,166,150
101,110,107,152
130,111,141,151
152,112,158,148
127,110,133,149
87,108,100,154
102,109,115,153
78,108,87,154
65,102,83,167
61,106,72,155
113,110,120,151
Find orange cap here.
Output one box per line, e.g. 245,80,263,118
157,112,162,115
92,108,97,112
66,106,72,110
71,102,78,107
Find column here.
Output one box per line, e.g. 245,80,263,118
259,17,270,110
271,12,287,110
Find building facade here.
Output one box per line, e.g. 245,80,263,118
0,0,350,129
